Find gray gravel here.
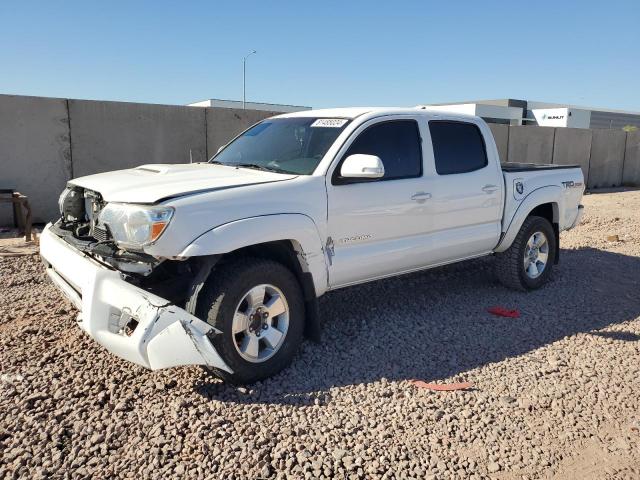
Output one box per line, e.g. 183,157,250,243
1,189,640,479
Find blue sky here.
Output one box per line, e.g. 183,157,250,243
1,1,639,110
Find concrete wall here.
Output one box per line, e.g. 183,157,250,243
0,94,72,225
0,94,278,226
587,129,627,188
206,107,280,157
552,128,592,182
622,130,640,186
2,92,639,226
69,99,207,177
507,126,555,165
488,123,509,163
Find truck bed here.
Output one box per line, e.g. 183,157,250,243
501,162,581,172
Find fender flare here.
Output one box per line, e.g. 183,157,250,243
494,186,561,253
178,214,328,297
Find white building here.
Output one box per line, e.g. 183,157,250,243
188,98,311,113
419,103,523,126
424,98,640,129
530,107,591,128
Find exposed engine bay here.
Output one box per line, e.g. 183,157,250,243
59,186,107,241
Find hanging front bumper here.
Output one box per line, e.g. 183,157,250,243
39,223,232,373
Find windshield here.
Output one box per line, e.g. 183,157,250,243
209,117,350,175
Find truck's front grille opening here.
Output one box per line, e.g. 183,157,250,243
59,187,113,244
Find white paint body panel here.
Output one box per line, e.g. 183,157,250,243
42,106,584,370
415,118,504,265
70,163,296,204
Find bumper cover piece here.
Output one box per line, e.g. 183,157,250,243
40,223,232,372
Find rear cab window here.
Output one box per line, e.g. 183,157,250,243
429,121,488,175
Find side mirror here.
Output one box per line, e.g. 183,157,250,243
340,154,385,179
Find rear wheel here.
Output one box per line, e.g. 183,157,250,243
495,215,556,291
195,257,304,384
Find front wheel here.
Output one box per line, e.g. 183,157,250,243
195,257,304,384
495,215,557,291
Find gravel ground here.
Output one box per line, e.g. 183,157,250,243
1,189,639,479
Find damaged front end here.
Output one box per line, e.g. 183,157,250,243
56,186,158,275
41,186,232,372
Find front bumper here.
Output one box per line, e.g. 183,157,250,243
40,223,232,372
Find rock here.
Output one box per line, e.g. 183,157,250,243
113,401,129,412
500,396,517,406
89,433,105,445
332,449,347,461
260,463,271,477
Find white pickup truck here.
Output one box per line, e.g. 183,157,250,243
41,107,585,383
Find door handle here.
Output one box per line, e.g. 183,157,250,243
411,192,432,202
482,184,499,194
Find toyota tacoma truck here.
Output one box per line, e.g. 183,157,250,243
40,107,585,383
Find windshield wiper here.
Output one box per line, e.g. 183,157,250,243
233,163,295,174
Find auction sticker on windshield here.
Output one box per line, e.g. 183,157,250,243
311,118,349,128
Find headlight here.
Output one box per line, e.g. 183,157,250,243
98,203,174,249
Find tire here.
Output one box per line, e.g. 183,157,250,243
495,215,556,291
195,257,304,384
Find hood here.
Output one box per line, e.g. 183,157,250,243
69,163,297,203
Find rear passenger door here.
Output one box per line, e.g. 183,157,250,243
326,117,433,287
423,120,503,264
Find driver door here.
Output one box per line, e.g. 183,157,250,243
325,118,433,287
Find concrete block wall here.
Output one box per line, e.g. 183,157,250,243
484,125,631,189
622,130,640,186
587,129,626,188
0,94,275,225
0,94,72,225
1,92,639,226
507,126,555,165
69,100,207,178
488,124,509,163
552,128,592,183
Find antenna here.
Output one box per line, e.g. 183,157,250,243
189,149,193,163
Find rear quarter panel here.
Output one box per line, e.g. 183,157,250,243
497,167,584,252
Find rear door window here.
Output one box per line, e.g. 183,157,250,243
429,121,488,175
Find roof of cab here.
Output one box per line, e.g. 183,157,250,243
273,106,481,122
273,107,379,119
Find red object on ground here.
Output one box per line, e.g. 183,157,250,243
410,380,473,391
488,306,520,318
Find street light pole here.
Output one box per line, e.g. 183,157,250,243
243,50,257,110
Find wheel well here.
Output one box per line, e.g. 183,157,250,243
528,203,560,264
216,240,321,340
219,240,307,283
528,203,556,225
